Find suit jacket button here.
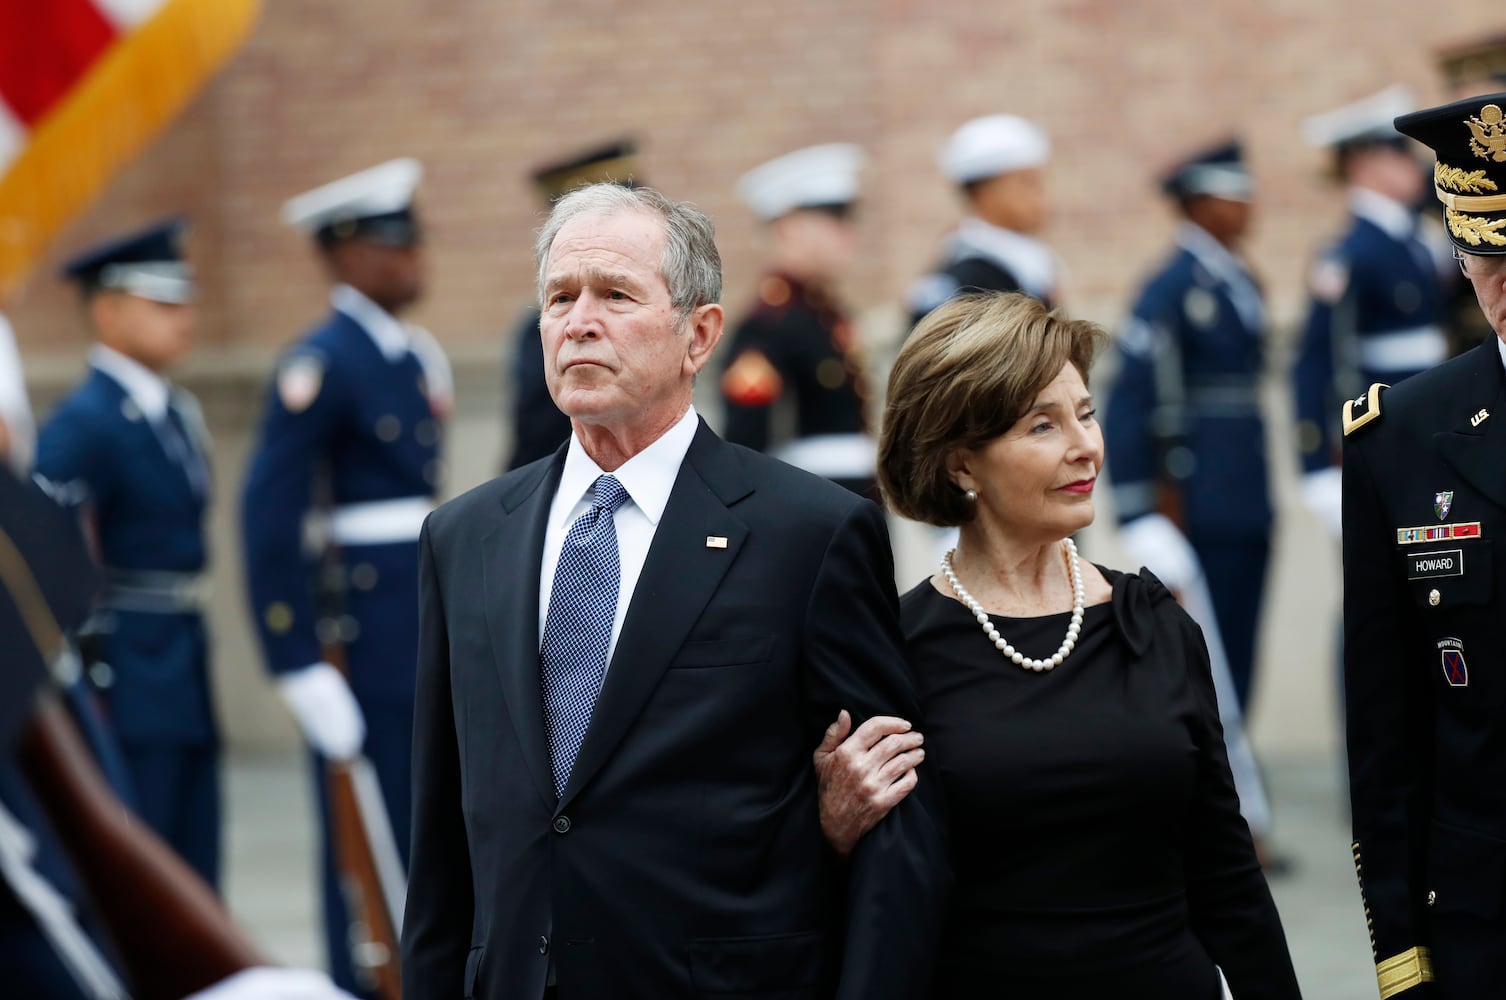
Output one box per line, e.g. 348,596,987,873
553,815,571,834
538,935,550,954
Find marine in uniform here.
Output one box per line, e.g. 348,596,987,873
505,141,638,471
906,114,1061,326
1294,87,1451,538
721,144,876,496
1342,90,1506,998
1104,141,1273,712
241,160,450,995
33,219,221,889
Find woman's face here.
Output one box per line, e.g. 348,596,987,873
949,361,1102,544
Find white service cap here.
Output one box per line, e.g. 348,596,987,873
280,158,424,234
939,114,1050,184
738,144,866,221
1301,85,1415,149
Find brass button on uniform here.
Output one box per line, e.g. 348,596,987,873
375,415,402,442
1427,889,1437,907
537,935,550,955
1429,588,1441,607
553,815,571,834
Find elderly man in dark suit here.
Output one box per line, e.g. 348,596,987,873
401,183,950,1000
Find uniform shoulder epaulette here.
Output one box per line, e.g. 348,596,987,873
1342,382,1389,437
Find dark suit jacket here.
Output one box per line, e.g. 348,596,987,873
1343,337,1506,998
402,419,950,1000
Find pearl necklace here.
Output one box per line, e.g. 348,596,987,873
941,538,1084,672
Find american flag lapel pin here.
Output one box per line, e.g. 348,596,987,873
706,535,728,549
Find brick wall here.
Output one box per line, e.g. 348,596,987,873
11,0,1504,358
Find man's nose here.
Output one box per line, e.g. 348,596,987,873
563,294,604,339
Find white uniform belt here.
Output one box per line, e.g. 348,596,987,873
1358,325,1448,373
771,434,877,480
328,497,433,546
101,568,209,613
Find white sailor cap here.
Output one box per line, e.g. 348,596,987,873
939,115,1050,184
280,158,424,246
1301,85,1414,150
738,144,866,221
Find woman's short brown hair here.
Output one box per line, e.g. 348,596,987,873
878,292,1107,526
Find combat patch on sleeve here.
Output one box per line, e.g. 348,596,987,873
1342,382,1389,437
277,352,326,414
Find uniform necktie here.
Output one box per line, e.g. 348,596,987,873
540,474,630,798
159,401,208,498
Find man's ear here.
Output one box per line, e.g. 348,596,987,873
683,303,724,377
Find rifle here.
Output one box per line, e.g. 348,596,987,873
318,560,405,1000
19,691,262,999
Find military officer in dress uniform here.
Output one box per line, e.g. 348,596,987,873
241,159,450,995
506,141,639,471
721,144,876,496
1341,90,1506,1000
33,219,221,890
906,114,1061,326
1104,141,1273,714
1293,86,1450,540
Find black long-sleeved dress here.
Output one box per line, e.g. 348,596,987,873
904,566,1300,999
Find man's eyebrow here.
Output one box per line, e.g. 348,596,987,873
543,267,643,293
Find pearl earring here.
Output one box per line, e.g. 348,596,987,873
965,489,978,502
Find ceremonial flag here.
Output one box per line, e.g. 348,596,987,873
0,0,260,297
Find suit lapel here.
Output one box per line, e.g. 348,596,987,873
481,454,563,809
558,423,753,811
1434,339,1506,511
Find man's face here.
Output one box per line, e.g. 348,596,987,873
973,168,1049,235
539,209,720,432
92,291,196,372
1463,252,1506,340
327,238,426,314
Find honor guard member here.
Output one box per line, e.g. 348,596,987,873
1294,87,1450,540
722,144,876,496
33,219,222,889
1340,91,1506,999
906,114,1061,326
1103,140,1273,711
242,159,450,995
506,140,638,471
1436,34,1506,356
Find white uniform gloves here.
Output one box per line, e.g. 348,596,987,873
277,662,366,761
1117,513,1201,593
186,967,358,1000
1299,467,1343,541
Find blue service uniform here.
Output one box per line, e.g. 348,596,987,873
1104,230,1273,709
34,365,220,889
1293,200,1449,475
242,303,444,993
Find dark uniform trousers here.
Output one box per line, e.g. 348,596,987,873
1343,337,1506,997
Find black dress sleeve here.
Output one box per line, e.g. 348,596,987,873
1173,601,1302,998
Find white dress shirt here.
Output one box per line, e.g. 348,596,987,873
538,405,700,666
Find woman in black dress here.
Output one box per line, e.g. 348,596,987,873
815,292,1300,998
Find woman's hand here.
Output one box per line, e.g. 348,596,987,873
813,710,925,857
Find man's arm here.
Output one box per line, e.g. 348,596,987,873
1343,426,1436,996
800,500,950,1000
399,522,473,999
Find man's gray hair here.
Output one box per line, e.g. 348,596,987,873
534,184,722,316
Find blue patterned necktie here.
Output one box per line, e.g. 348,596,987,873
540,474,630,798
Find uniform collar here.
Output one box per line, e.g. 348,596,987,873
952,217,1059,299
1348,187,1415,241
1175,221,1252,285
555,405,700,532
89,344,170,422
331,283,410,361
